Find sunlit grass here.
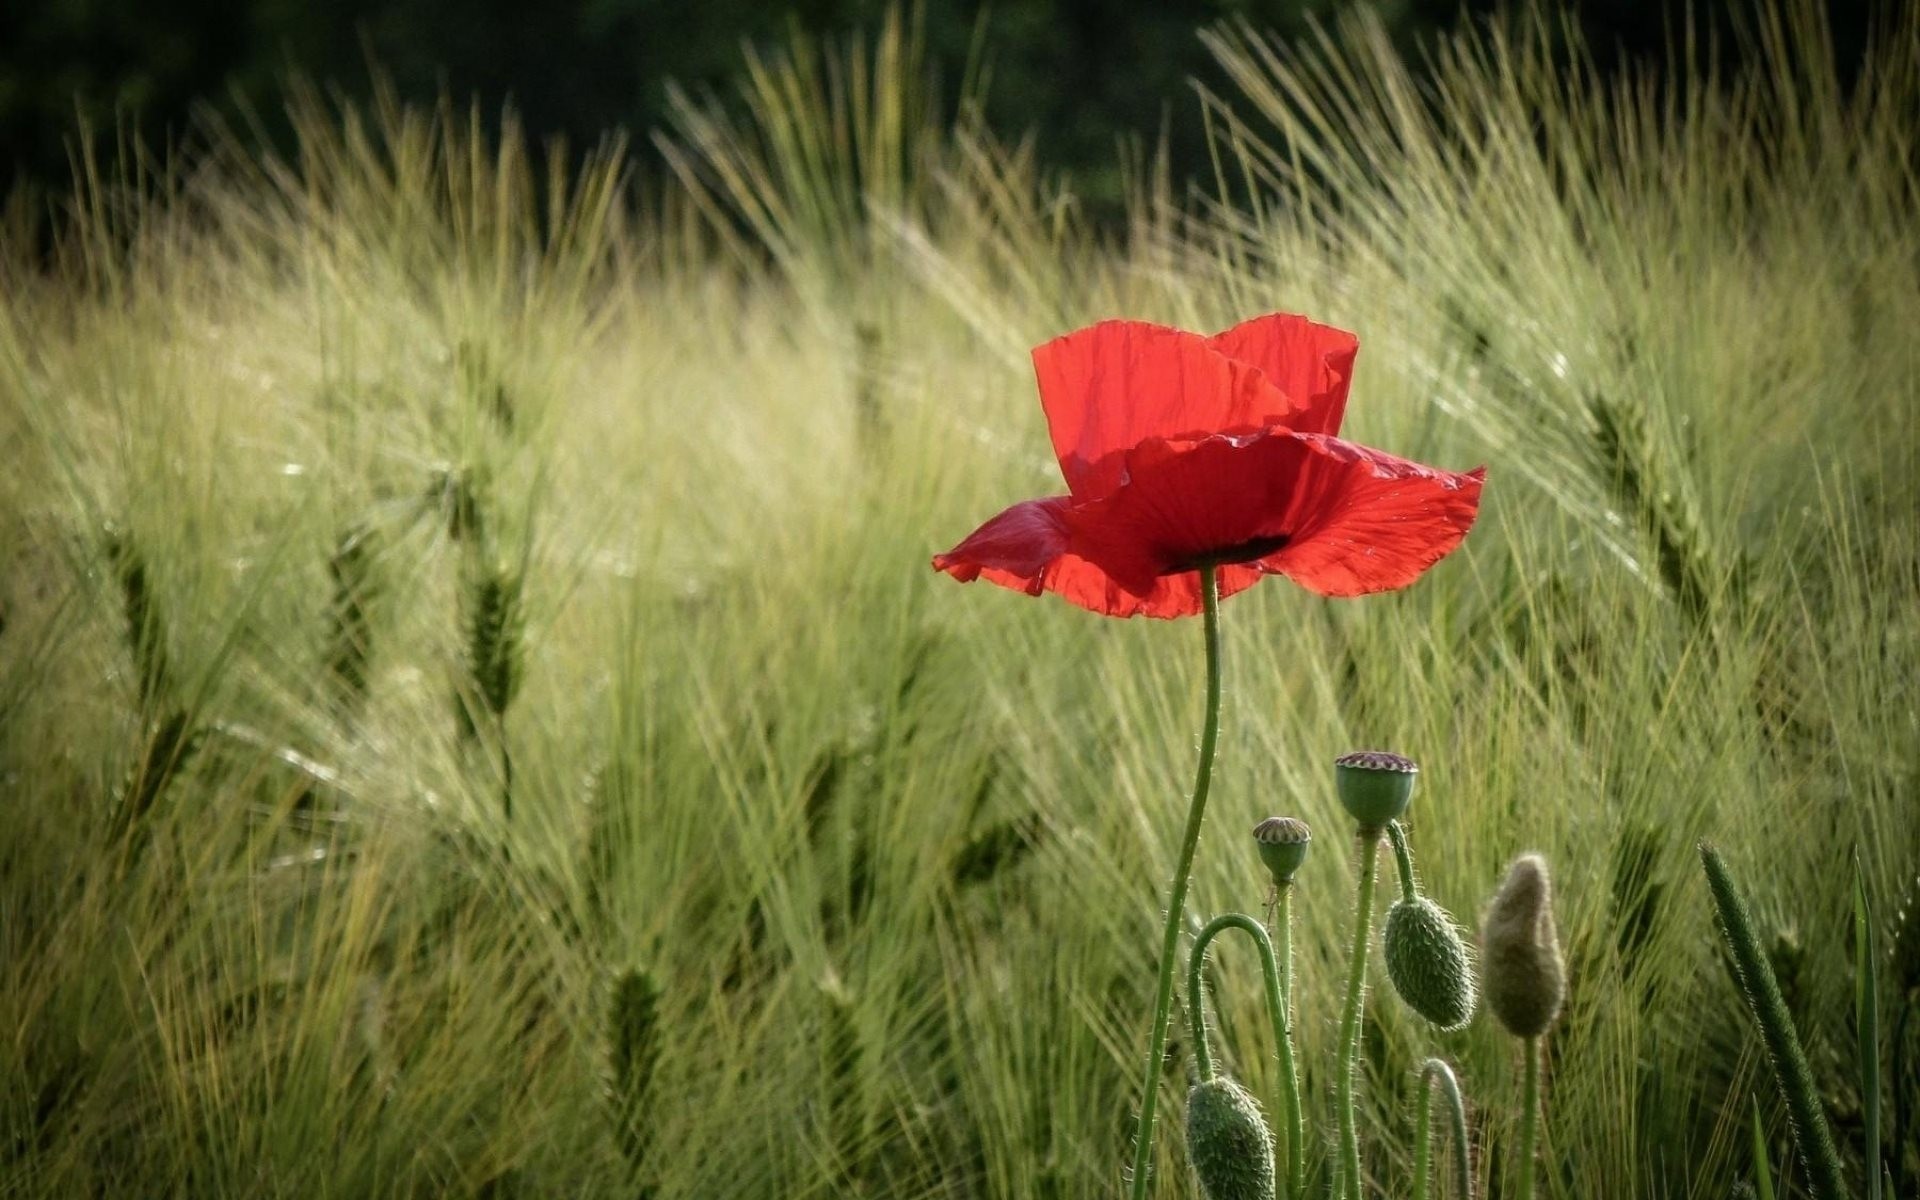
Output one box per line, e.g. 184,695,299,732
2,3,1916,1196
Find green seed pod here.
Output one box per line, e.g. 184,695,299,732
1185,1077,1276,1200
1384,895,1477,1030
1481,853,1565,1039
1334,750,1417,830
1252,816,1311,887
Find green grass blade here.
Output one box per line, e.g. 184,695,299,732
1749,1098,1775,1200
1855,856,1881,1200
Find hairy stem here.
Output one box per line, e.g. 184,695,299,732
1277,887,1303,1200
1127,565,1223,1200
1518,1037,1540,1200
1338,829,1382,1200
1414,1058,1471,1200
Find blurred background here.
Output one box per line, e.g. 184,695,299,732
0,0,1877,213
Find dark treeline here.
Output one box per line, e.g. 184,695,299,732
0,0,1876,211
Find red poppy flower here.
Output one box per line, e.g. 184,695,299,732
932,315,1485,618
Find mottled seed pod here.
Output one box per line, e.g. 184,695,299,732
1334,751,1417,829
1252,816,1312,887
1481,853,1565,1039
1384,895,1477,1030
1185,1077,1276,1200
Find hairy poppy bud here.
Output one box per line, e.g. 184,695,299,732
1252,816,1311,887
1334,751,1417,830
1481,853,1565,1039
1385,895,1477,1030
1185,1076,1276,1200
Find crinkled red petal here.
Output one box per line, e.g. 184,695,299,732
931,494,1266,619
1259,434,1485,597
1031,320,1298,501
1206,313,1359,437
932,430,1482,615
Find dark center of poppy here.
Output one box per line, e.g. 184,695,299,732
1166,533,1290,574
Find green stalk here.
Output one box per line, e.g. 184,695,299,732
1413,1058,1470,1200
1387,820,1417,904
1186,911,1299,1198
1337,829,1383,1200
1699,844,1848,1200
1517,1037,1540,1200
1277,886,1304,1200
1412,1084,1433,1200
1128,565,1224,1200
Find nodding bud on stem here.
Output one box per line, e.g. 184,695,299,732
1481,853,1565,1039
1185,1077,1276,1200
1334,751,1417,830
1252,816,1311,887
1385,895,1477,1030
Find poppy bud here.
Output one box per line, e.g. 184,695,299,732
1334,750,1417,830
1252,816,1312,887
1185,1076,1276,1200
1384,895,1477,1030
1481,853,1565,1039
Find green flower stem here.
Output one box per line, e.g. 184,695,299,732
1185,911,1302,1199
1277,886,1304,1200
1337,828,1383,1200
1128,565,1223,1200
1518,1037,1541,1200
1699,843,1849,1200
1412,1058,1469,1200
1386,820,1417,904
1412,1080,1434,1200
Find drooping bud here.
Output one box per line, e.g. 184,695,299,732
1185,1076,1276,1200
1481,853,1565,1039
1334,751,1417,830
1252,816,1312,888
1384,895,1477,1030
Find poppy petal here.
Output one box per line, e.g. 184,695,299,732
931,493,1266,618
1031,320,1298,501
1207,313,1360,437
931,496,1076,593
1261,435,1485,597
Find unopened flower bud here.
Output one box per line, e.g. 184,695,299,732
1184,1076,1276,1200
1481,853,1565,1039
1384,895,1477,1030
1334,751,1417,830
1252,816,1311,887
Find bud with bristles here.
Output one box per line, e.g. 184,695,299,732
1252,816,1311,888
1334,751,1417,830
1481,853,1565,1039
1185,1076,1276,1200
1385,895,1477,1030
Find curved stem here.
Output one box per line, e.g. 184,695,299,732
1186,912,1299,1198
1337,829,1383,1200
1517,1038,1540,1200
1278,887,1303,1200
1416,1058,1471,1200
1412,1081,1434,1200
1386,820,1417,904
1127,565,1223,1200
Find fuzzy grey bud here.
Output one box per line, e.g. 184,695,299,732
1481,853,1565,1039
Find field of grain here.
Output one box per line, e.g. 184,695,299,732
2,6,1916,1197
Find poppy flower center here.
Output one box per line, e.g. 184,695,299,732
1166,533,1291,575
